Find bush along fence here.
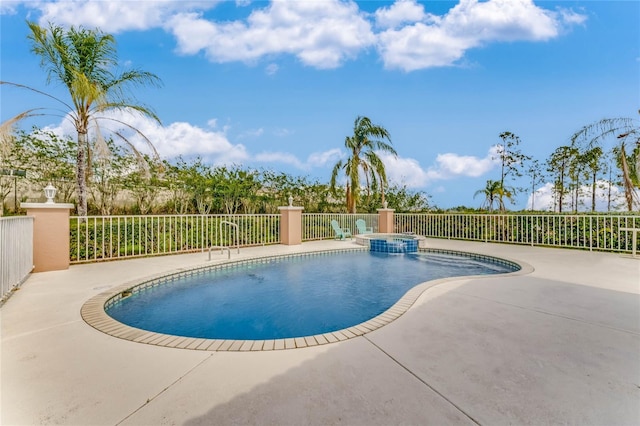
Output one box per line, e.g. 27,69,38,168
395,213,640,253
70,214,281,263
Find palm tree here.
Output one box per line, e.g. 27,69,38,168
571,111,640,211
474,179,513,212
330,116,396,213
1,22,162,216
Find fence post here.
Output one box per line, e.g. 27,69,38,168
378,208,395,233
21,202,74,272
279,204,304,245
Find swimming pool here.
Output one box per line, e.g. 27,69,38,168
103,249,519,342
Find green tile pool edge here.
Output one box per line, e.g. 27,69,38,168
80,247,532,351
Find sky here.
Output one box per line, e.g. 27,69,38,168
1,0,638,211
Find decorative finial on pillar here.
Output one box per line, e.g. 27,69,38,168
44,183,57,204
288,195,293,207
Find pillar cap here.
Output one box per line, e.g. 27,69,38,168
377,208,395,212
21,202,75,210
278,206,304,211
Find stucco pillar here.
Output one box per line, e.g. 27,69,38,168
21,202,74,272
278,206,304,245
377,208,395,233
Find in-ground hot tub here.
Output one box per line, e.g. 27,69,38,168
355,233,427,253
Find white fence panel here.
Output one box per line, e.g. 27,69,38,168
395,213,640,254
1,216,34,303
68,212,640,264
70,214,280,263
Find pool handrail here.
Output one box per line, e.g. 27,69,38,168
207,220,240,260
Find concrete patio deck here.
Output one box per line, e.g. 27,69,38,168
1,239,638,425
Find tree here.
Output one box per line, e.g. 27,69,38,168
176,157,215,214
474,180,511,212
330,116,396,213
211,166,261,214
121,156,163,214
547,146,577,213
603,151,617,212
525,159,545,211
494,131,531,208
89,139,131,215
580,147,603,212
571,112,640,210
382,184,430,212
260,170,336,213
15,128,77,203
0,133,25,213
567,147,584,212
1,22,162,216
162,158,192,214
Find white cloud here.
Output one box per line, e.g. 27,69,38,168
307,148,343,168
431,151,497,178
237,128,264,139
167,0,375,68
34,1,214,34
41,109,338,172
428,146,500,179
377,0,587,71
525,181,637,212
0,0,20,15
379,146,499,188
273,128,293,137
378,23,467,70
444,0,560,42
525,182,555,211
17,0,586,71
144,121,248,164
254,151,304,169
265,63,279,75
255,148,342,171
46,110,249,165
374,0,429,29
379,153,432,187
558,8,588,26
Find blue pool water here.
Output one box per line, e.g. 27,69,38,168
106,251,517,340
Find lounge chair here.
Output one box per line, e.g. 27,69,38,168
355,219,373,234
330,220,352,240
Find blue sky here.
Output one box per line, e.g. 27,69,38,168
1,0,638,210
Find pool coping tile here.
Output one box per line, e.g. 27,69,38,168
314,334,329,345
229,340,244,351
239,340,254,351
304,336,318,346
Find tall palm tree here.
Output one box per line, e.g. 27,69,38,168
1,22,162,216
330,116,396,213
571,111,639,211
